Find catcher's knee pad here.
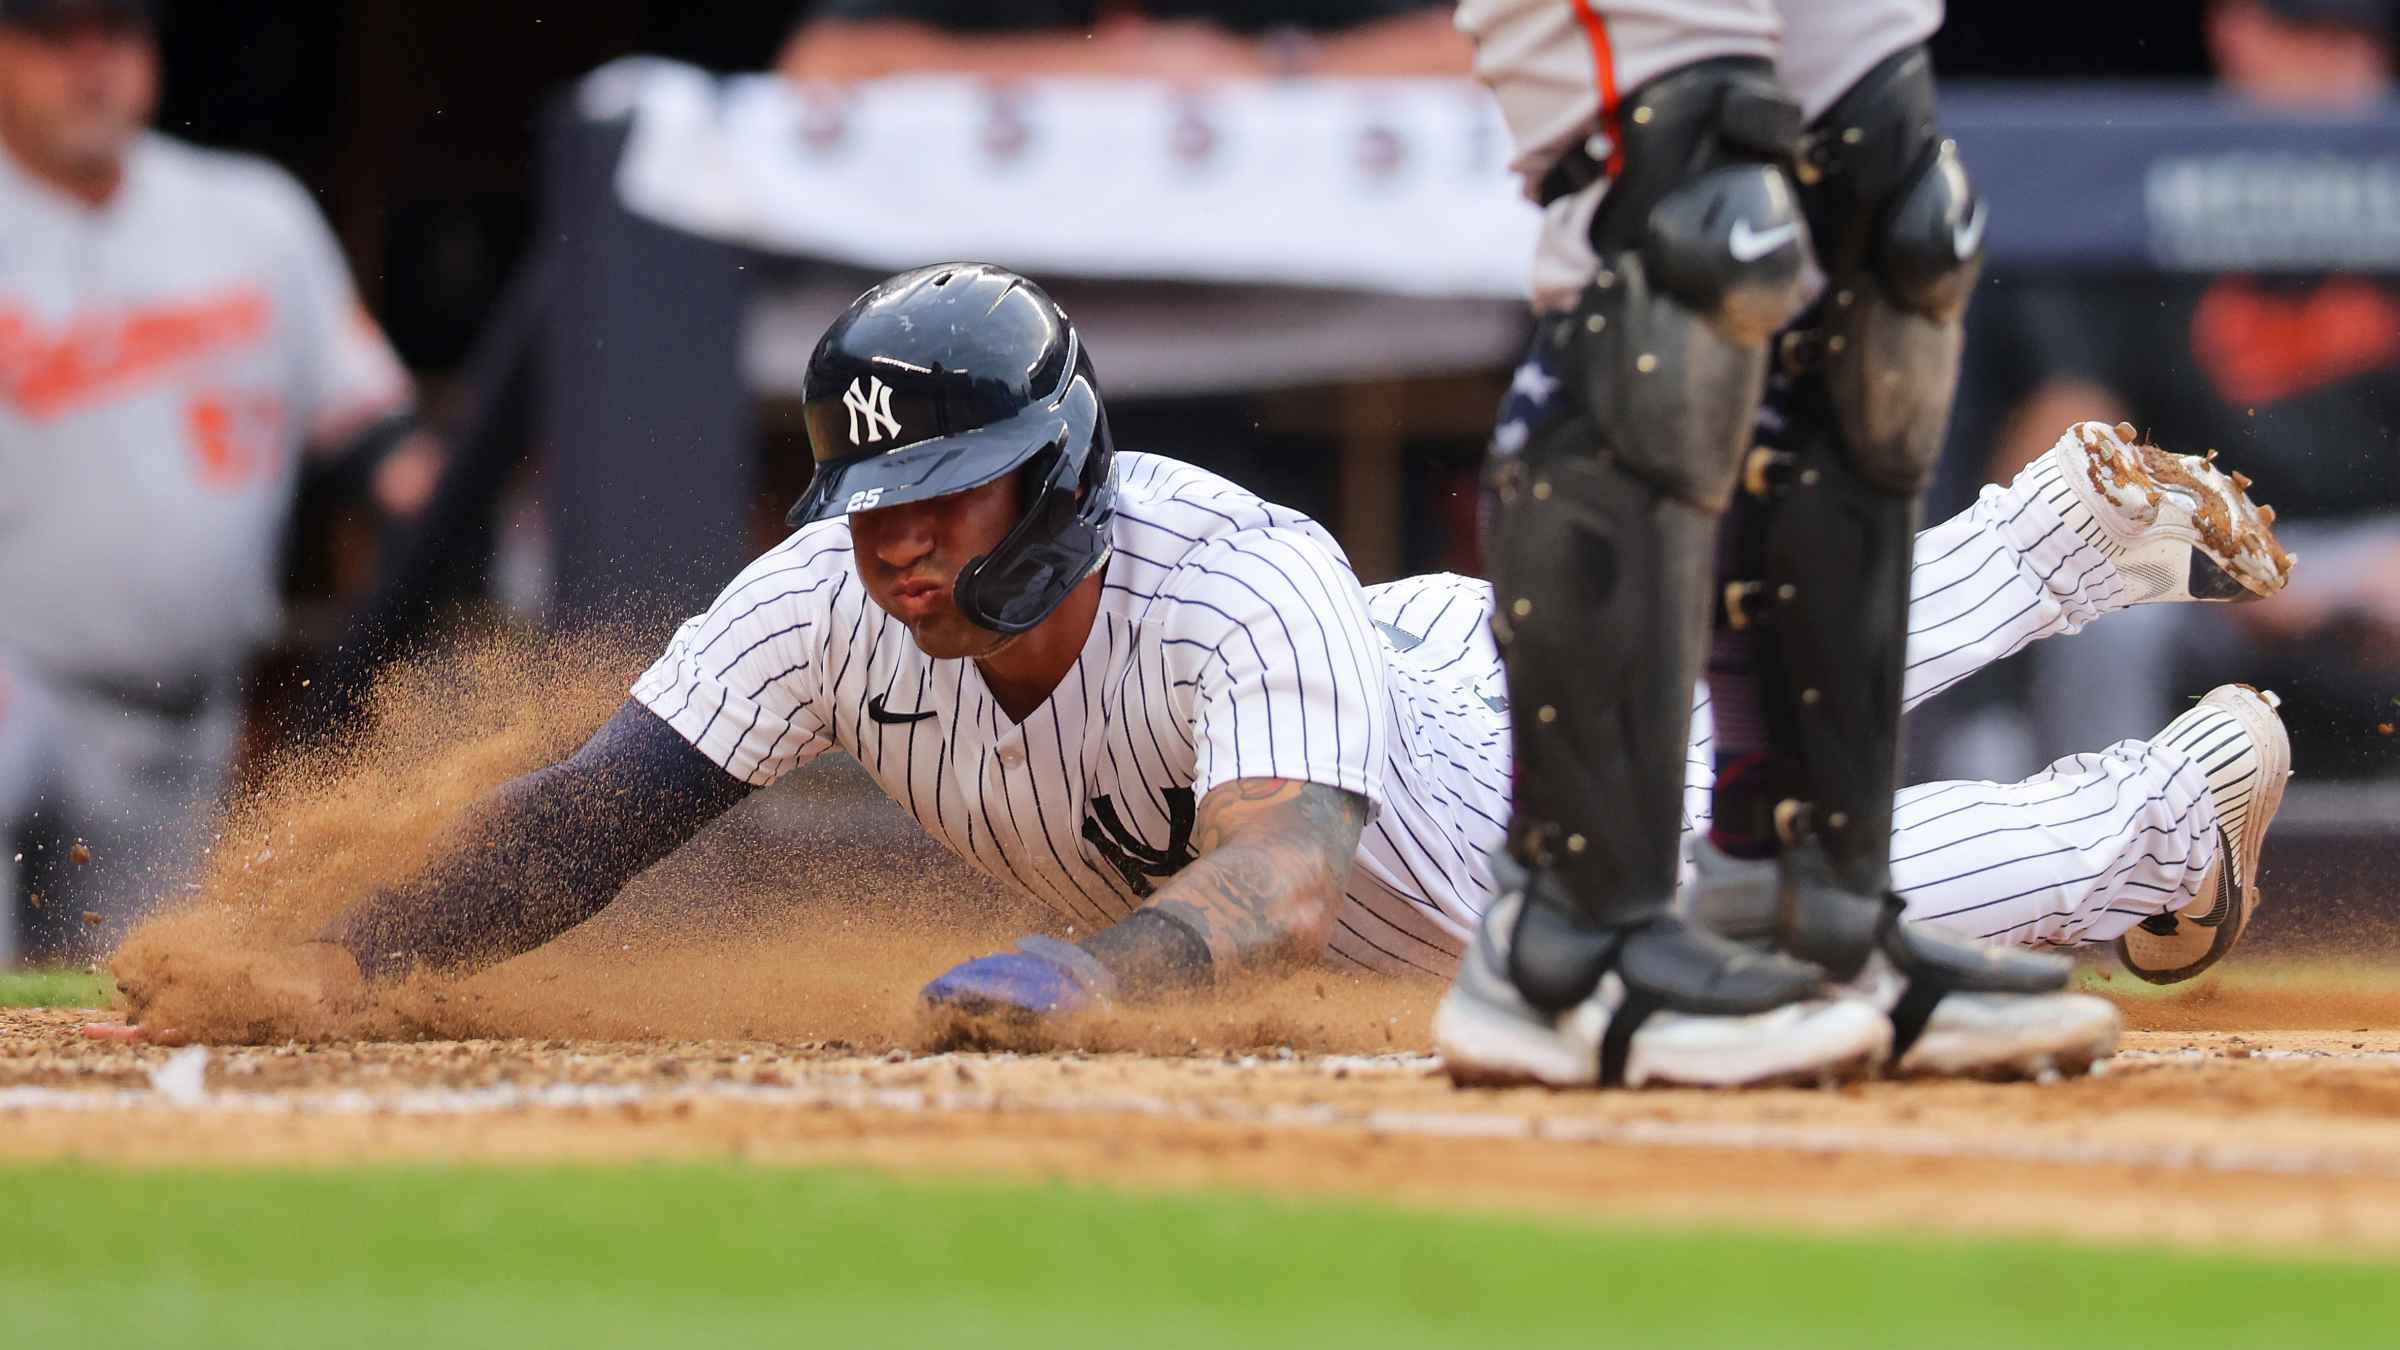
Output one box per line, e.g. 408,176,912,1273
1794,44,1984,493
1556,57,1814,513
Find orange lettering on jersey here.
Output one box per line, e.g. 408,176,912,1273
184,388,285,490
0,288,272,420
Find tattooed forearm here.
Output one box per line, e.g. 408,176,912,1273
1073,778,1367,996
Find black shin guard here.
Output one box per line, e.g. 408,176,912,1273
1486,58,1820,1013
1760,421,1914,897
1719,46,2070,999
1748,404,1919,977
1487,441,1719,996
1492,425,1832,1017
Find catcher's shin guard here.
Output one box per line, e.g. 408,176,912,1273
1723,45,2069,1000
1733,384,2071,1012
1486,58,1814,1012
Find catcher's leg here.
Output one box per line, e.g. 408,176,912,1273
1703,47,2119,1077
1439,58,1890,1088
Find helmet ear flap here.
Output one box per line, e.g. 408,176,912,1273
954,386,1116,634
954,433,1094,634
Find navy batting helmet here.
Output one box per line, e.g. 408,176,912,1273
788,264,1116,635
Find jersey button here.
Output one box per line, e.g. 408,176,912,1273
998,746,1025,767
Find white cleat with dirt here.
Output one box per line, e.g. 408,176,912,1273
2118,685,2293,985
2016,420,2294,605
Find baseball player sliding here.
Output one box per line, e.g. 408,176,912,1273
100,266,2293,1085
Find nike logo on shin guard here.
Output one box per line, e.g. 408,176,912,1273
1728,219,1800,262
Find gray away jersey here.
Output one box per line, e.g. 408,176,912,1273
634,453,1510,975
0,133,411,684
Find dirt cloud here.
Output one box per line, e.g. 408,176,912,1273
107,633,1437,1054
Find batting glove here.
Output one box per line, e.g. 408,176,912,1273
921,936,1117,1017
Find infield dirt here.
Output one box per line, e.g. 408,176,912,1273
13,1005,2400,1259
17,637,2400,1259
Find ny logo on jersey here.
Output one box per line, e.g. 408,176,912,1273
1082,788,1198,899
842,376,901,445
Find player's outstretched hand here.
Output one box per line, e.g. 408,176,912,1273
81,941,366,1045
921,941,1104,1018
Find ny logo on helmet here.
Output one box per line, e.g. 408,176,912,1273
843,376,901,445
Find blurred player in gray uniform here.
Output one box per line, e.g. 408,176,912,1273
0,0,426,960
1437,0,2116,1087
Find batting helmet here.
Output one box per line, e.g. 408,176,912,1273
788,263,1116,635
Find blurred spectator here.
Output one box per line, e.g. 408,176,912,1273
1950,0,2400,781
0,0,434,962
772,0,1480,570
777,1,1471,83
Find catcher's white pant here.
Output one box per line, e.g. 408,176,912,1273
1456,0,1946,310
1678,470,2220,950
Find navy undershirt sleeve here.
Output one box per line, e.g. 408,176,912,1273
324,698,755,979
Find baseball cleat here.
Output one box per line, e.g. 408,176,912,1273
1434,889,1890,1091
2016,420,2293,605
1687,840,2120,1081
2118,685,2292,985
1845,951,2120,1080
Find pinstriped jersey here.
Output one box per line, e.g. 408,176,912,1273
633,453,1509,975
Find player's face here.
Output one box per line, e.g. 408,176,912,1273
0,19,157,180
851,475,1022,660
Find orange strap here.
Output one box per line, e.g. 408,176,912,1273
1567,0,1624,177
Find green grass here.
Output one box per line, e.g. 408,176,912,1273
1,1165,2390,1349
0,966,111,1007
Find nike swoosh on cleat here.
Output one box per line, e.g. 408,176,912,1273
2186,827,2240,928
866,694,937,725
1728,219,1800,262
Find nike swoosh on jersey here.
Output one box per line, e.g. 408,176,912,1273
866,694,937,725
1727,219,1800,263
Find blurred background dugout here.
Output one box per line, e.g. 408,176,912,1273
4,0,2395,960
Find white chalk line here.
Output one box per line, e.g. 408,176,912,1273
5,1046,2400,1182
